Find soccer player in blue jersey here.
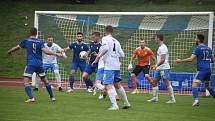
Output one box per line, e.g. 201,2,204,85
7,27,61,103
82,32,101,92
176,34,215,106
64,32,92,92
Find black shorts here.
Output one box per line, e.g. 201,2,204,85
132,65,150,76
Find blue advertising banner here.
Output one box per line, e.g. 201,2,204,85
127,71,215,92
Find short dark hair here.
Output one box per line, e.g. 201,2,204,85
105,25,113,33
47,35,53,38
92,32,100,37
140,38,147,43
47,36,54,41
156,34,164,41
197,34,204,43
77,32,83,36
30,27,37,36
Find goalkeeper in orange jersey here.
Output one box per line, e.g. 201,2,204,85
128,39,157,94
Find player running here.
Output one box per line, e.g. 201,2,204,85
93,25,130,110
128,39,157,94
64,32,93,92
7,27,61,103
32,36,67,92
148,34,176,103
175,34,215,106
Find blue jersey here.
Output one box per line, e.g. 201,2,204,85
193,44,212,71
89,42,101,64
69,42,89,63
19,37,45,66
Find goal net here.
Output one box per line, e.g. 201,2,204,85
34,11,214,95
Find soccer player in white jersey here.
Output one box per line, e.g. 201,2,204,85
93,25,130,110
93,38,120,101
32,36,67,91
148,34,176,103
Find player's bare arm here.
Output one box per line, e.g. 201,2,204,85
92,44,108,64
7,45,21,55
153,54,166,70
63,47,70,52
150,54,157,70
211,54,215,63
42,48,62,57
128,52,136,70
60,50,68,60
57,46,68,60
175,54,196,63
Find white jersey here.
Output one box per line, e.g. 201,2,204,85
98,46,104,69
43,43,64,64
156,43,170,70
102,35,124,70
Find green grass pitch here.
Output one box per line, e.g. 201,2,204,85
0,86,215,121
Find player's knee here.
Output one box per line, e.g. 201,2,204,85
131,74,136,79
43,80,49,85
54,70,59,74
23,77,30,85
145,74,150,78
40,76,48,83
82,76,87,81
114,83,121,89
70,72,75,76
95,80,101,84
192,81,199,88
163,80,170,86
105,84,113,90
70,70,76,75
82,73,88,80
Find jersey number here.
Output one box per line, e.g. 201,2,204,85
113,43,116,52
203,50,210,61
32,43,36,53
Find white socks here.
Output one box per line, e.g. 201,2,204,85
167,85,175,100
95,83,105,90
113,86,117,96
117,86,129,106
54,71,61,87
152,86,158,98
31,73,37,87
32,73,40,88
107,88,118,108
32,71,62,88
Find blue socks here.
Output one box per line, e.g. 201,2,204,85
192,87,198,101
25,84,33,99
88,79,93,87
45,83,53,98
208,88,215,99
85,79,93,89
69,76,74,89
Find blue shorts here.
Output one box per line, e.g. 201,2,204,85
70,62,86,72
103,70,122,85
154,69,171,81
24,65,45,78
96,68,104,82
84,64,98,75
194,71,211,82
43,63,59,72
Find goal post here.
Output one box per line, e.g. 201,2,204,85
34,11,214,45
34,11,214,94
